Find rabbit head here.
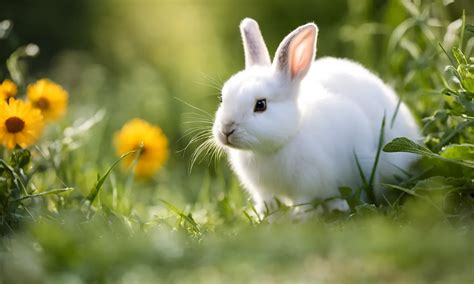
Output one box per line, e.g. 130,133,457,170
213,18,318,153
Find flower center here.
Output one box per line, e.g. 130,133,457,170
34,97,50,110
133,144,147,156
5,116,25,133
138,146,147,155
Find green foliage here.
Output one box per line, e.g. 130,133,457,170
384,137,474,168
378,12,474,224
381,14,474,217
0,147,72,235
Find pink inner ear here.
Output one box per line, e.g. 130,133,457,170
290,29,315,80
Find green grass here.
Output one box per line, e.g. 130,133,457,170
2,210,473,283
1,1,474,283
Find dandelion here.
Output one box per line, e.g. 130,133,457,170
0,79,18,101
27,79,68,121
0,98,44,150
114,118,169,178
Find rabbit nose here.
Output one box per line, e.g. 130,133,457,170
221,122,236,137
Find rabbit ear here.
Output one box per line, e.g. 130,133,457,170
273,23,318,81
240,18,271,68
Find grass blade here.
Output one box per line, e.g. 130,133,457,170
86,149,139,204
369,115,386,188
353,153,368,187
13,187,73,202
158,199,201,234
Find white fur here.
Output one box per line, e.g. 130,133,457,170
212,19,420,213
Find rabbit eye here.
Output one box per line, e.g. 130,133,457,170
254,99,267,112
218,95,223,103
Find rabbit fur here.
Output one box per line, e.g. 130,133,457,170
212,18,420,214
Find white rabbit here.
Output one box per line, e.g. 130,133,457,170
212,18,420,214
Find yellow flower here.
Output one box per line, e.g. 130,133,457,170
0,79,18,101
27,79,68,122
114,118,169,178
0,98,44,150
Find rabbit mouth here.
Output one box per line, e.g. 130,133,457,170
215,129,245,149
217,131,236,147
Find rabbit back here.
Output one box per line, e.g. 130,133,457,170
302,57,420,188
308,57,419,142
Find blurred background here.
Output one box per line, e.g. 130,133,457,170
1,0,471,122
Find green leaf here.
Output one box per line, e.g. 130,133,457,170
383,137,474,169
452,47,468,65
6,44,40,85
433,120,474,152
10,147,31,169
338,186,363,211
465,24,474,33
0,159,28,195
457,64,474,93
388,18,417,52
383,137,433,155
444,65,461,84
440,144,474,163
338,187,353,199
400,0,420,17
383,183,444,213
412,176,473,193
